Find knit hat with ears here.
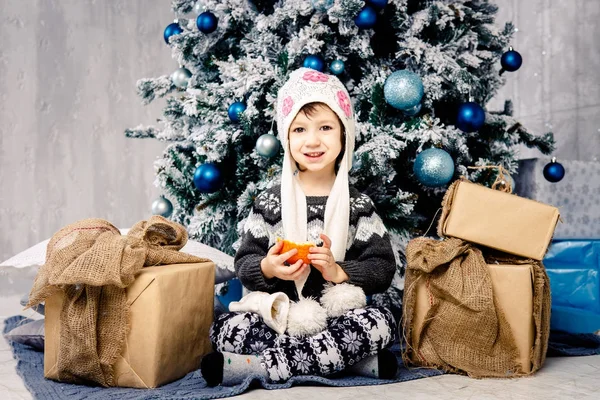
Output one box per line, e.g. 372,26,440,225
275,67,356,299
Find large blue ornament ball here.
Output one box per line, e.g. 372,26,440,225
228,102,247,122
456,102,486,133
329,59,345,75
413,148,455,187
543,160,565,183
193,163,223,193
303,55,325,72
311,0,335,12
163,22,183,44
196,11,218,33
354,6,377,29
501,49,523,72
367,0,389,9
384,70,425,110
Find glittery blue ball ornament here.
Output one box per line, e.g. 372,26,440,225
543,158,565,183
303,54,325,72
193,163,223,193
367,0,389,9
354,6,377,29
228,102,246,122
384,70,424,110
311,0,335,12
456,102,486,133
163,22,183,44
403,103,422,116
413,148,455,187
196,11,218,33
329,59,345,75
501,49,523,72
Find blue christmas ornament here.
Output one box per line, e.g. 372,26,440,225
383,70,424,110
403,103,422,116
367,0,389,9
413,148,455,187
329,59,345,75
456,102,486,133
354,6,377,29
543,158,565,183
228,102,247,122
303,55,325,72
500,47,523,73
163,22,183,44
193,163,223,193
311,0,335,12
196,11,218,33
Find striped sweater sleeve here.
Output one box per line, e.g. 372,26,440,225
234,192,286,293
337,193,396,295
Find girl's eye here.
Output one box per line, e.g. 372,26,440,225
293,127,305,133
321,125,332,131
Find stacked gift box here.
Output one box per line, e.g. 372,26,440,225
515,158,600,334
402,177,559,377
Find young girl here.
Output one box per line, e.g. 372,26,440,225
201,67,397,386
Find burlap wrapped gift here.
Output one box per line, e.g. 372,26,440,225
402,238,551,378
438,179,560,260
44,262,214,388
26,216,214,388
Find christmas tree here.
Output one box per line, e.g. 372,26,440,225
126,0,554,315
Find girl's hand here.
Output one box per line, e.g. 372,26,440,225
261,240,310,281
308,233,349,284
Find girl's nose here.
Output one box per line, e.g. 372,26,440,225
305,129,321,144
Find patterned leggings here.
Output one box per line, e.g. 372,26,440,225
209,306,395,382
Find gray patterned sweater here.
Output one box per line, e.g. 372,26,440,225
234,184,396,302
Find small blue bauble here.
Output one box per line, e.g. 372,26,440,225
384,70,424,110
403,103,422,116
228,102,247,122
196,11,218,33
543,159,565,183
193,163,223,193
303,54,325,72
330,59,345,75
456,102,486,133
354,6,377,29
311,0,335,12
413,148,455,187
367,0,389,9
163,22,183,44
501,49,523,72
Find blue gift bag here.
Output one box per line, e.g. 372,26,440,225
545,240,600,333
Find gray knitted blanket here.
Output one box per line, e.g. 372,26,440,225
3,316,442,400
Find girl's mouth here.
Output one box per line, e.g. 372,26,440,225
305,152,324,160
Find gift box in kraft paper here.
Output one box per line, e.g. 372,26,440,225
411,264,535,374
44,262,215,388
439,180,560,260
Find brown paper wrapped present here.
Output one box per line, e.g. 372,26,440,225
402,237,551,378
45,262,215,388
438,179,560,260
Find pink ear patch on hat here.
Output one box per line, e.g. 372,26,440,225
302,70,329,83
282,96,294,117
336,90,352,117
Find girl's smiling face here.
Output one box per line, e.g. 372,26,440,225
288,103,344,176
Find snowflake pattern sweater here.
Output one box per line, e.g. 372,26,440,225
234,184,396,302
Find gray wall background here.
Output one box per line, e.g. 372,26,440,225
1,0,599,261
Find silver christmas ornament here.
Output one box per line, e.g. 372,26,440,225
151,196,173,218
256,133,280,158
172,67,192,89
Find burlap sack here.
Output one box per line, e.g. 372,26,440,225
402,238,551,378
26,216,209,387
